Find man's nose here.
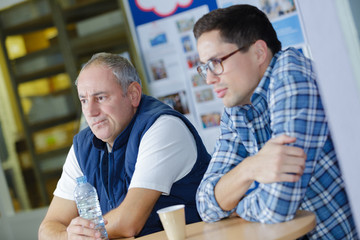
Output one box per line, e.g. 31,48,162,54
205,70,220,85
85,101,99,117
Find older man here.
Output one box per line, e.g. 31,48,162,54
39,53,210,239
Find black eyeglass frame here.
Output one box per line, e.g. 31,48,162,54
196,46,247,80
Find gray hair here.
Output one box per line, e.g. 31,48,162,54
76,52,142,94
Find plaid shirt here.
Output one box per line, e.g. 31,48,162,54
196,48,358,239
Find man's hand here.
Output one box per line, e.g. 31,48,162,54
245,135,306,183
66,217,105,240
214,135,306,211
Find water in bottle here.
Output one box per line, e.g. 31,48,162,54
74,176,108,240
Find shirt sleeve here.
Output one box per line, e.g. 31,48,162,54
197,56,327,224
196,109,244,222
53,145,83,200
128,115,197,195
236,68,328,223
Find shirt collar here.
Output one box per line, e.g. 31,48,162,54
251,51,280,103
250,51,281,113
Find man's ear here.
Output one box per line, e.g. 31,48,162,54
253,40,269,65
127,82,142,107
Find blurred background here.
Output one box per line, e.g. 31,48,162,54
0,0,359,239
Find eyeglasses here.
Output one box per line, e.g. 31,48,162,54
197,47,245,80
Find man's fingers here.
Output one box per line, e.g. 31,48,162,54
270,134,297,145
72,225,95,235
269,135,306,158
71,217,94,228
278,173,302,182
283,145,307,158
282,163,305,175
253,134,307,184
67,227,99,240
67,217,99,239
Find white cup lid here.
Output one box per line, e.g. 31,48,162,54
157,204,185,214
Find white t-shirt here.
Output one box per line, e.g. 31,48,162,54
54,115,197,200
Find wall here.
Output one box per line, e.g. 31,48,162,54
1,163,47,240
296,0,360,232
0,0,27,10
0,162,14,240
0,34,46,240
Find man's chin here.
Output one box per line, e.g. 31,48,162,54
92,130,110,142
222,98,235,108
222,96,248,108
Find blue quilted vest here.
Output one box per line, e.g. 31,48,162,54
73,95,210,236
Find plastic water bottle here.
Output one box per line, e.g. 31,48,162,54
74,176,108,240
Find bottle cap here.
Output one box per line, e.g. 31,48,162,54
76,175,87,184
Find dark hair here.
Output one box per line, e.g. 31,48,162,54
76,53,142,94
193,4,281,55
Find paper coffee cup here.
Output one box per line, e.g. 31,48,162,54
157,204,186,240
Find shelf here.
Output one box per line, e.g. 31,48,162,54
12,46,65,83
1,0,119,36
1,15,53,36
36,145,72,162
0,0,51,35
72,25,128,56
0,0,131,207
28,112,78,132
31,117,79,156
63,0,119,24
15,64,66,84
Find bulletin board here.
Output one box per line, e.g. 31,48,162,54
121,0,307,152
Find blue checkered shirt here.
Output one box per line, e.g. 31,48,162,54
196,48,358,239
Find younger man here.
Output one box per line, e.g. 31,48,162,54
194,4,358,239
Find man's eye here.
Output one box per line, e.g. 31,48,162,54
98,96,106,102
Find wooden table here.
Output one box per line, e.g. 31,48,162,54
133,210,316,240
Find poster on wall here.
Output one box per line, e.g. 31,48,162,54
123,0,222,151
217,0,309,54
122,0,308,152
